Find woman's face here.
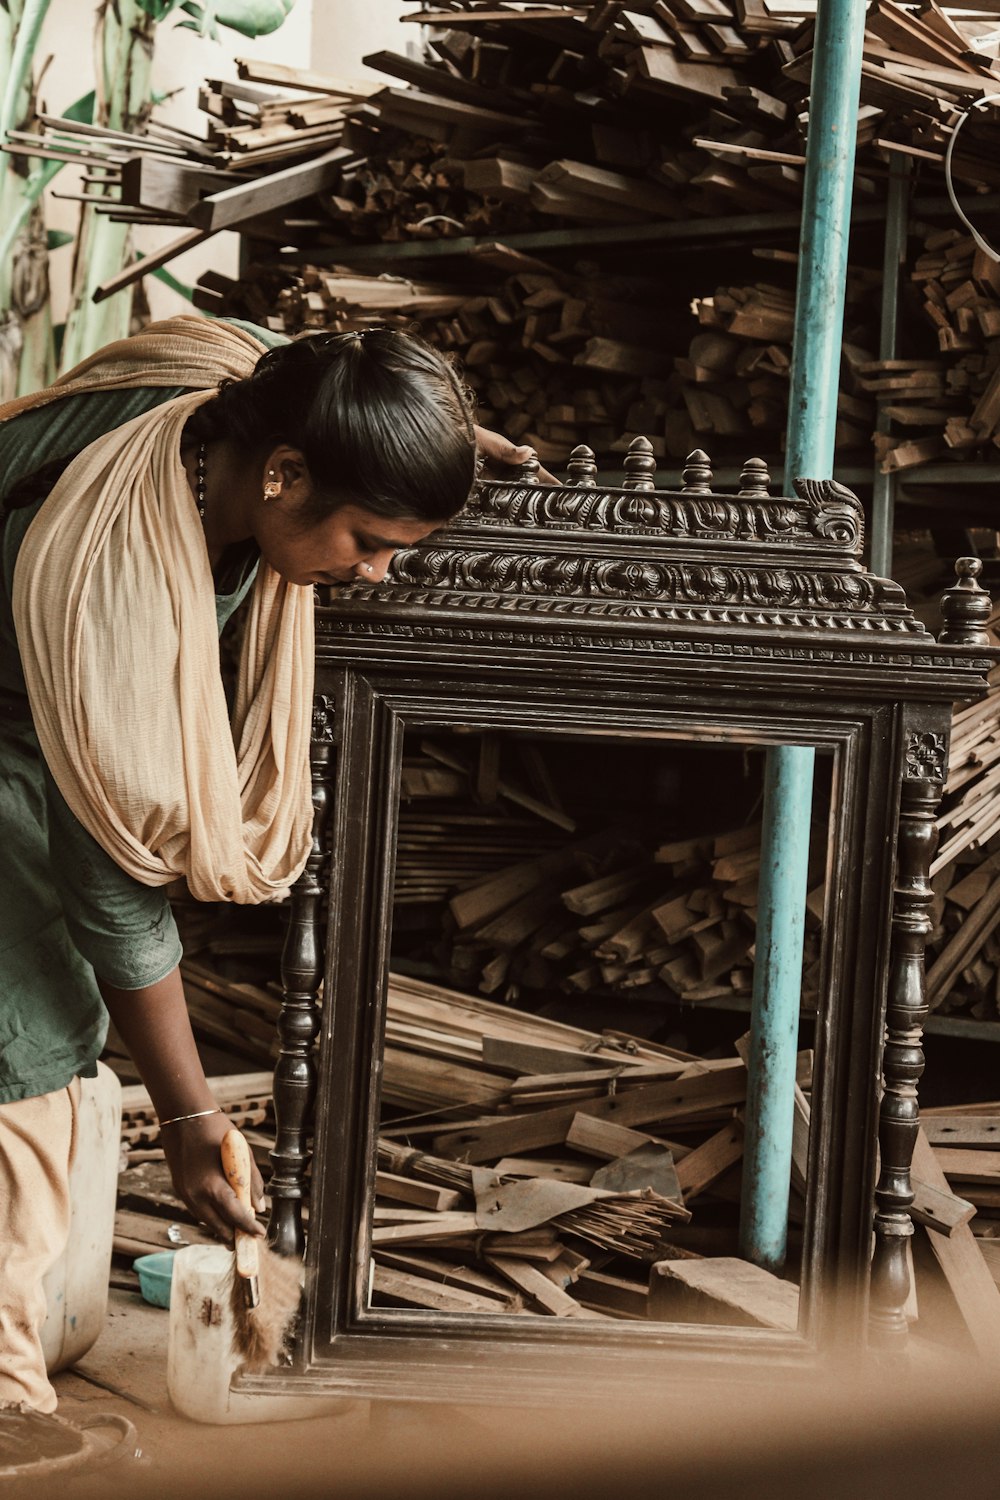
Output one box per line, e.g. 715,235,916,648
249,450,445,586
258,499,442,587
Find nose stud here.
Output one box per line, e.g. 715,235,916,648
363,563,374,574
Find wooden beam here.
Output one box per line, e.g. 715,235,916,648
188,148,348,231
910,1128,1000,1362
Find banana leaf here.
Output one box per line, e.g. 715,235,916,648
138,0,296,37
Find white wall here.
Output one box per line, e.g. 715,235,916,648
310,0,411,80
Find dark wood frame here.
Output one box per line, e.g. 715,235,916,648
252,450,995,1403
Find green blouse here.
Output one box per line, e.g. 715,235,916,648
0,320,286,1103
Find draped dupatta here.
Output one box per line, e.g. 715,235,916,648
9,316,314,902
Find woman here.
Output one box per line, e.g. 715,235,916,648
0,314,534,1411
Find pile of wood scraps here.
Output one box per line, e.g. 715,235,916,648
107,979,1000,1341
196,254,693,463
871,225,1000,473
671,259,880,455
375,972,803,1323
108,975,809,1323
910,1108,1000,1360
921,610,1000,1021
434,803,824,1010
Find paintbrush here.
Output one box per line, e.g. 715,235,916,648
220,1127,302,1372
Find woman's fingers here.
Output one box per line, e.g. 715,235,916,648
473,425,561,486
190,1184,265,1242
162,1118,267,1240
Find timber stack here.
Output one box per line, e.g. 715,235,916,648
5,2,1000,471
110,972,1000,1341
869,226,1000,472
432,809,825,1010
113,973,805,1322
924,604,1000,1022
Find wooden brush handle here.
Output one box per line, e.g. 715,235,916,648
221,1128,260,1280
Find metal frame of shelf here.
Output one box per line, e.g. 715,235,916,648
279,193,1000,268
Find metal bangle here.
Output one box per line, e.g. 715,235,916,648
158,1106,223,1128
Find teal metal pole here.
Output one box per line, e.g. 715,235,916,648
739,0,866,1273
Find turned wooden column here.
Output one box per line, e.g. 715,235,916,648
869,744,943,1348
268,694,335,1258
870,557,993,1346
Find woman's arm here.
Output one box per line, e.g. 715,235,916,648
100,966,265,1241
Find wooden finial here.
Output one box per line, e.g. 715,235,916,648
738,457,771,498
939,556,993,646
566,444,598,486
622,435,656,491
681,449,713,494
519,450,541,485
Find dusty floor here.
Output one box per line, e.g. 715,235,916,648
47,1287,369,1488
8,1288,999,1499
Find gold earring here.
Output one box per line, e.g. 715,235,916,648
263,469,282,501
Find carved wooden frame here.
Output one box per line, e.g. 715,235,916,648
252,452,995,1403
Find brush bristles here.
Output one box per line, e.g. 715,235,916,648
225,1243,303,1372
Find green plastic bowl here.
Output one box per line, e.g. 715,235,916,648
133,1251,176,1309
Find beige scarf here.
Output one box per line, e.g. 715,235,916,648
10,315,314,903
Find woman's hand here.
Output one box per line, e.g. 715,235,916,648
98,964,267,1241
160,1110,266,1242
473,424,560,485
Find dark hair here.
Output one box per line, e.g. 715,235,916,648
186,327,477,524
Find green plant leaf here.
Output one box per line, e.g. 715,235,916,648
63,90,95,125
178,0,211,33
134,0,186,19
176,13,219,39
46,228,74,250
188,0,296,39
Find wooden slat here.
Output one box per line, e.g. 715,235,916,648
910,1128,1000,1361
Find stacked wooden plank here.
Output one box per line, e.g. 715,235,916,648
397,740,570,903
920,609,1000,1020
4,2,995,473
195,255,694,463
114,975,810,1320
670,261,879,456
438,807,824,1008
394,808,566,907
868,226,1000,472
910,1111,1000,1359
4,3,995,364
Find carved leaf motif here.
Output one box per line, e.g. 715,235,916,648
756,503,809,536
904,731,947,782
468,475,865,551
689,499,738,533
613,494,659,528
311,695,336,743
792,476,864,551
386,549,888,614
545,491,583,527
685,564,733,603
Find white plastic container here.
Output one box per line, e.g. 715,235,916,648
41,1062,122,1372
168,1243,354,1424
